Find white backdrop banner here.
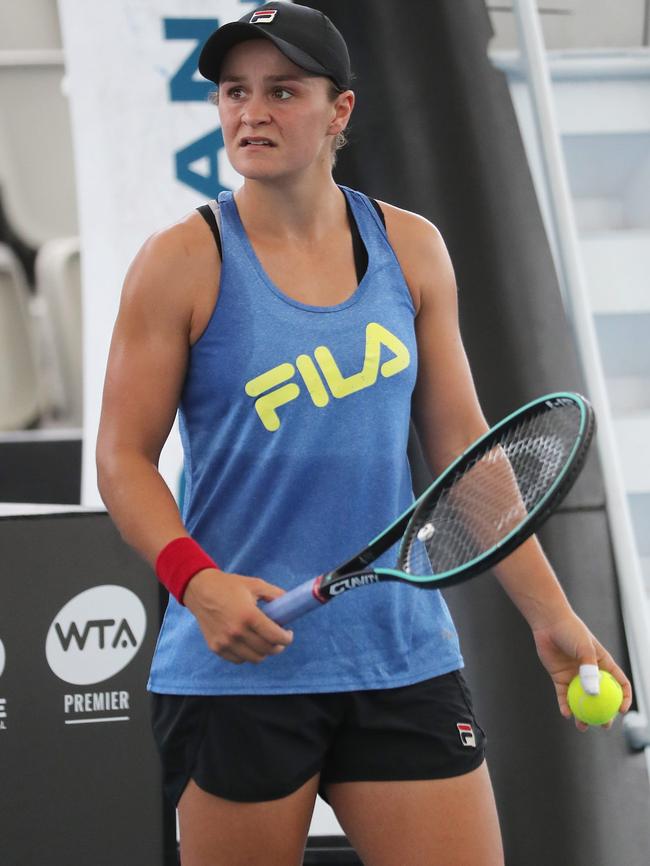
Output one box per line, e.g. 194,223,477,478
57,0,257,507
57,0,341,838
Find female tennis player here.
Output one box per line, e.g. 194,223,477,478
96,4,632,865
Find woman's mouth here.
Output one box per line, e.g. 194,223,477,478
239,137,276,147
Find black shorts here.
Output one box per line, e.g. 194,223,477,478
150,670,486,807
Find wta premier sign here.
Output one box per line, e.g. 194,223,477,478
45,586,147,685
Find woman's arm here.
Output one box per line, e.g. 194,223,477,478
96,219,198,561
381,203,632,726
96,214,293,664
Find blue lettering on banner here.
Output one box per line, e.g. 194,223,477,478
164,17,225,197
164,18,217,103
164,5,263,197
176,128,225,199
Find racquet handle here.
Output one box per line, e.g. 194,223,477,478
262,577,323,626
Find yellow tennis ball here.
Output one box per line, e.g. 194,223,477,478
567,670,623,725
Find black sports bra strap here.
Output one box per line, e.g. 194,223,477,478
195,197,385,283
369,197,386,227
196,202,222,259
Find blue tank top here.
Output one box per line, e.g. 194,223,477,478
147,185,463,695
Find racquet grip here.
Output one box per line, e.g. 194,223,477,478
261,578,323,626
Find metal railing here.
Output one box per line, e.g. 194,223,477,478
510,0,650,770
0,49,64,67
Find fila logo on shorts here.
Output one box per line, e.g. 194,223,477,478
250,9,278,24
456,722,476,747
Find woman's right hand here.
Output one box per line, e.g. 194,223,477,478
183,569,294,664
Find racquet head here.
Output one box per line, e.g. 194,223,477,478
388,391,594,588
262,391,595,623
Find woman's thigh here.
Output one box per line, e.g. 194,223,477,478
178,773,320,866
326,761,504,866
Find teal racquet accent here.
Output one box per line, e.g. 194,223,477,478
262,392,594,626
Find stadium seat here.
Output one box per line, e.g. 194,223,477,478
34,237,82,424
0,243,40,429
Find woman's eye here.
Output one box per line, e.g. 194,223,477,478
272,88,292,100
225,86,245,99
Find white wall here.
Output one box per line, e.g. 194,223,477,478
488,0,650,51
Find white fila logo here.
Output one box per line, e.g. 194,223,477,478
250,9,278,24
457,722,476,747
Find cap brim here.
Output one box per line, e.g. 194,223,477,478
198,22,330,85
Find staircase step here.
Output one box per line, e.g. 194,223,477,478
580,230,650,313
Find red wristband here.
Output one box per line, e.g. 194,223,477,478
155,537,219,605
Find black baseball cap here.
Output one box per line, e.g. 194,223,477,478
198,1,352,91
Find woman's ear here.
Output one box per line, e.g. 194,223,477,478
329,90,355,134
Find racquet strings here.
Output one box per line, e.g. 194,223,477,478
400,402,583,576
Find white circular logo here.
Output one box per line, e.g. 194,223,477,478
0,638,5,678
45,585,147,685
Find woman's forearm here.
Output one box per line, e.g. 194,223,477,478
97,449,188,567
492,534,574,630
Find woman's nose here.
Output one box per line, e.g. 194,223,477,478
241,93,271,126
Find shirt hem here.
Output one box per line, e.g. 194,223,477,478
146,656,464,696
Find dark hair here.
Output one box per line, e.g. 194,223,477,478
207,77,349,165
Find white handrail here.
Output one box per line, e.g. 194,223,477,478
0,48,64,67
511,0,650,763
0,50,64,67
493,46,650,80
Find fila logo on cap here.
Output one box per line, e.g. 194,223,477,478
250,9,278,24
456,722,477,747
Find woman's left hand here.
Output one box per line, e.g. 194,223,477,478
532,613,633,731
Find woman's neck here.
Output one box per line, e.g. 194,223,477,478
234,171,345,243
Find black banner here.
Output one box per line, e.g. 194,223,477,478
0,509,172,865
309,2,649,863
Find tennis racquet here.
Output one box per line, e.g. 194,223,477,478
262,391,595,626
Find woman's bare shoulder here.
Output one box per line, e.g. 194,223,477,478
123,208,222,343
375,200,444,248
132,209,219,283
374,200,453,314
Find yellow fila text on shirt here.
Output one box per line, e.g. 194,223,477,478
245,322,411,432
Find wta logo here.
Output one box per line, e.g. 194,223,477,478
45,586,147,685
245,322,411,432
